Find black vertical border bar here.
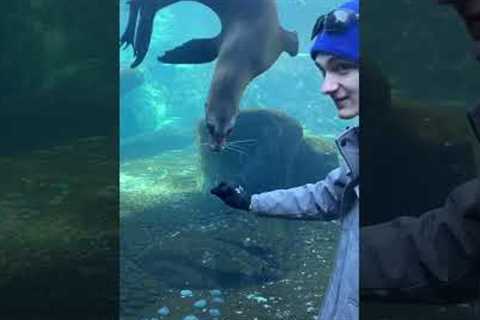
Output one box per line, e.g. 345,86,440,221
0,1,119,319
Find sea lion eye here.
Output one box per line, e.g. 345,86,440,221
226,127,233,136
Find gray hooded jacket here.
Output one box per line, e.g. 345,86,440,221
250,126,359,320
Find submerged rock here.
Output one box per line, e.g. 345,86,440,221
247,292,268,303
198,109,336,194
180,289,193,298
208,308,221,317
211,297,225,304
193,299,207,308
157,306,170,316
209,289,223,297
290,134,337,186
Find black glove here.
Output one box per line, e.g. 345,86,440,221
210,182,251,211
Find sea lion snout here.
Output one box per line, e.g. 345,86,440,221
210,142,225,152
209,133,227,152
206,120,235,152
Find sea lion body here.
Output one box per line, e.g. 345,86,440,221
121,0,299,151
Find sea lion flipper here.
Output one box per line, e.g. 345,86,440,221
158,38,220,64
129,1,158,68
120,0,141,49
281,29,299,57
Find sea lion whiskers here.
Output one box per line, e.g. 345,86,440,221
199,140,246,155
225,142,247,152
199,140,249,156
224,144,249,157
227,139,257,146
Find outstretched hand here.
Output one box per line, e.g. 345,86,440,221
210,182,251,211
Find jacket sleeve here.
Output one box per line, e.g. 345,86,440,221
360,178,480,302
249,166,347,220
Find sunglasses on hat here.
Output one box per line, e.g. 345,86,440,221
311,9,359,40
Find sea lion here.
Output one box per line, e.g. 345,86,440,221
121,0,299,151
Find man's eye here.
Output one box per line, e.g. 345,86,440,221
333,63,353,73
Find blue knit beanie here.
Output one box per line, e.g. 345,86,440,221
310,0,359,62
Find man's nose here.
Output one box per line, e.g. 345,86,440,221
321,74,339,95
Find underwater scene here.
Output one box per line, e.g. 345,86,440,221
119,0,352,319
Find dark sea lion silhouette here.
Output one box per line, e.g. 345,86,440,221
438,0,480,60
120,0,299,151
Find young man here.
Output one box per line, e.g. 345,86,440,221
211,1,359,319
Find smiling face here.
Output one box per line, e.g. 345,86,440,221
314,54,359,119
